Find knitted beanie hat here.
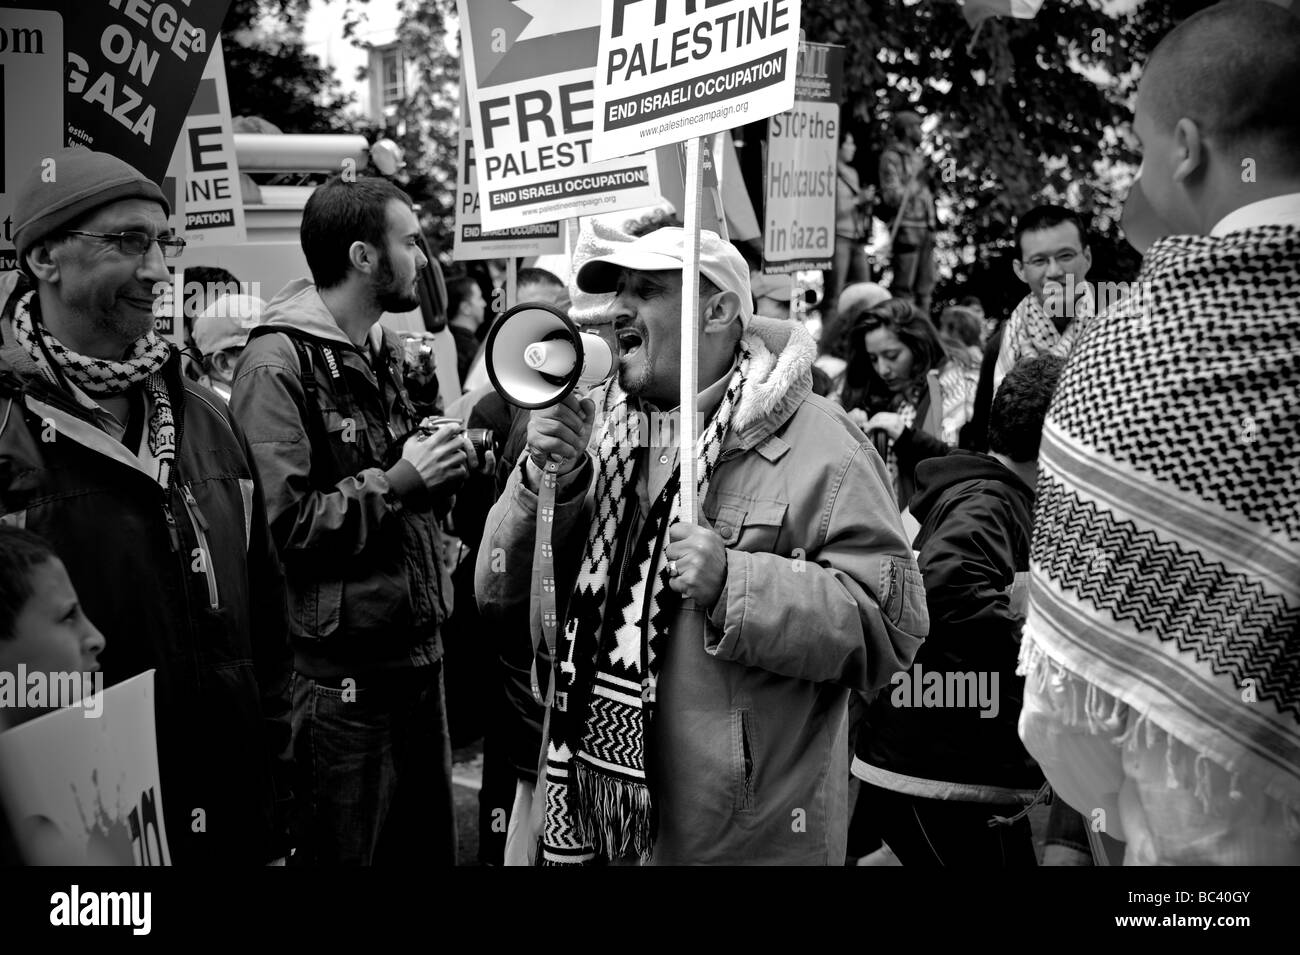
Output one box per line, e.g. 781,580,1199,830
13,147,169,272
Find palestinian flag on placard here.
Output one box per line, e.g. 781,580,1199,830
962,0,1045,29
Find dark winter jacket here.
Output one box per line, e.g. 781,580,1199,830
854,449,1044,802
959,320,1006,453
0,295,293,865
229,279,454,679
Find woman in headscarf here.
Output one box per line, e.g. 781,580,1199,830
840,297,977,508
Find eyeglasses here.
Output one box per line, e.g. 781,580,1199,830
1023,250,1080,270
64,230,187,260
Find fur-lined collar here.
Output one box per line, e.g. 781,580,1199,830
730,316,816,442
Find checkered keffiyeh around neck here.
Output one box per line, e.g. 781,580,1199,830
12,291,177,489
996,284,1094,384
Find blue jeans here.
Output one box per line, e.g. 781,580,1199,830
289,663,456,865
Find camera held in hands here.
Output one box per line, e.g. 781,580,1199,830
389,417,497,470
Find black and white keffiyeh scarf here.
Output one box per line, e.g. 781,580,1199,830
541,346,751,865
994,282,1095,386
1020,225,1300,816
12,291,176,489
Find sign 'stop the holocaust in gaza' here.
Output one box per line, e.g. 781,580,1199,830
592,0,801,160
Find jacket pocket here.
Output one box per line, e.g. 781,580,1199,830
289,571,342,640
708,492,787,554
879,555,928,634
400,512,450,630
732,707,757,814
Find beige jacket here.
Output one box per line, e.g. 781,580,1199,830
476,317,929,864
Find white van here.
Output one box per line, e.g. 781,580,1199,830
175,133,462,405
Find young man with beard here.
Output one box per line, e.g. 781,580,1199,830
0,148,292,865
477,227,928,865
1018,1,1300,864
230,176,479,865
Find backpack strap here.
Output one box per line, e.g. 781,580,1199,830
246,326,368,476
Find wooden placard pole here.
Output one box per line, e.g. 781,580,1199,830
566,218,581,262
506,257,518,312
680,137,705,524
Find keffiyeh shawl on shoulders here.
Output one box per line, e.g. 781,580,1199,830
1020,225,1300,818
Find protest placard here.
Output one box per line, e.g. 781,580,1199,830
591,0,802,161
59,0,234,183
763,41,843,273
0,8,64,273
172,36,245,247
456,0,661,232
453,81,564,261
0,670,170,866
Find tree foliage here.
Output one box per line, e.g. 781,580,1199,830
803,0,1216,313
222,0,359,134
221,0,1222,303
386,0,462,256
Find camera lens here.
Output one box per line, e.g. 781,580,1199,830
465,428,497,468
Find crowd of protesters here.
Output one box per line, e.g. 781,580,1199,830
0,1,1297,867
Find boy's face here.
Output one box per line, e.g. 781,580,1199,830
0,558,105,678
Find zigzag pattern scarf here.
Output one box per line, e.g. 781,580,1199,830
1019,225,1300,814
12,291,176,490
542,346,750,865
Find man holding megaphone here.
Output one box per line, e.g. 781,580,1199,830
477,226,929,866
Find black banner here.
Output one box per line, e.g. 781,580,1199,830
41,0,234,184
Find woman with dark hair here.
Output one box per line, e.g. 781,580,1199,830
840,298,977,507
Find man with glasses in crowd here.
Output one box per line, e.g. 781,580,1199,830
993,205,1095,392
0,148,294,866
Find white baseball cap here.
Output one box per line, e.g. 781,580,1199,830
575,227,753,327
193,294,266,355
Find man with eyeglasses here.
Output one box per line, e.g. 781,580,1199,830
0,148,293,866
992,204,1095,393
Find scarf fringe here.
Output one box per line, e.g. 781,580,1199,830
574,762,655,864
1018,638,1300,837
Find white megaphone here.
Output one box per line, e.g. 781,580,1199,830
484,303,616,409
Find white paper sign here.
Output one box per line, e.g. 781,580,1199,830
0,670,170,866
763,42,843,273
591,0,801,161
0,9,64,273
457,0,661,232
172,37,246,246
453,81,565,261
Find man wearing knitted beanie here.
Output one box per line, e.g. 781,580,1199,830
0,148,293,865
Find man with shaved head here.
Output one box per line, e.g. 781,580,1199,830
1018,1,1300,865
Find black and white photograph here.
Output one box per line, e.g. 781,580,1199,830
0,0,1295,938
